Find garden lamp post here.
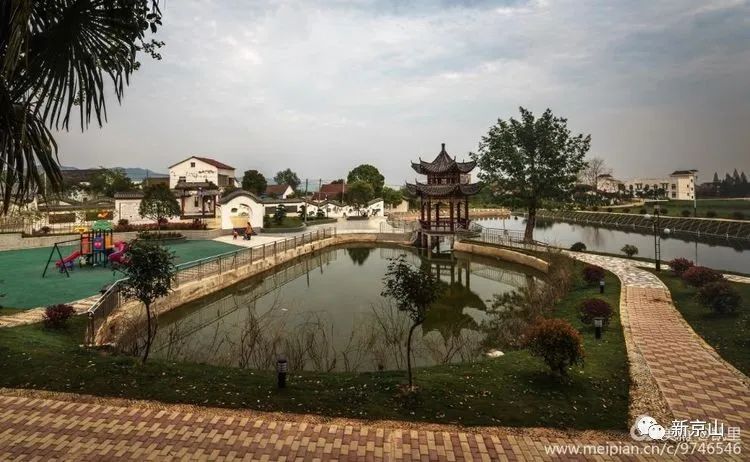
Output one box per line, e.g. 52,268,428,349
594,317,604,340
644,208,671,271
276,357,288,389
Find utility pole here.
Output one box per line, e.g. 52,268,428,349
303,179,309,224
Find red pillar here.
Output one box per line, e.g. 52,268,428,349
435,202,440,229
449,199,454,231
464,200,469,226
427,199,432,229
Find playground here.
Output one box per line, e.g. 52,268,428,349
0,239,240,309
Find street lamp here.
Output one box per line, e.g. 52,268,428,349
644,207,671,271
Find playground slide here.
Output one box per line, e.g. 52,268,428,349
108,242,128,265
55,250,81,268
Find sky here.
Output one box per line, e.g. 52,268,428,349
55,0,750,186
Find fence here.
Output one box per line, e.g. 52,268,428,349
536,210,750,242
85,227,337,344
458,224,549,252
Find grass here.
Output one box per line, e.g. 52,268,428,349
614,199,750,219
653,271,750,375
0,240,242,309
0,266,627,430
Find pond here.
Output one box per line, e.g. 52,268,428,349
476,216,750,274
150,245,542,372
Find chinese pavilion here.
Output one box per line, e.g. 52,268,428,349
406,143,481,249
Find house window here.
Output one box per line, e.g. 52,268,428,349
178,176,186,182
190,162,195,167
671,184,676,189
194,197,199,207
672,192,676,198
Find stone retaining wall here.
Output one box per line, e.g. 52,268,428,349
453,241,549,273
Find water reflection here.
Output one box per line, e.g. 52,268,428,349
149,246,541,372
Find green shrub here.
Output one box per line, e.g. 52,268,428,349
524,318,584,376
43,304,75,328
48,213,76,224
639,208,647,214
570,242,587,252
591,206,599,212
659,208,668,215
681,266,724,287
621,244,638,257
731,211,746,220
681,209,692,217
706,210,717,218
606,207,613,213
582,265,605,285
697,281,741,314
579,298,613,326
622,207,631,213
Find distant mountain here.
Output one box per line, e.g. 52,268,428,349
59,166,167,181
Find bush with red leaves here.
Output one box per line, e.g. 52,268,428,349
579,298,614,326
669,258,694,276
681,266,724,287
43,304,75,328
582,264,605,285
523,318,585,376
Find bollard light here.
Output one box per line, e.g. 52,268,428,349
276,357,288,389
594,317,604,340
599,278,605,294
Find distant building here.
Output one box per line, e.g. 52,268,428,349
168,156,239,218
311,182,345,201
264,184,294,199
597,170,697,200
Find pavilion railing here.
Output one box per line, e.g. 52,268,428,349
85,227,336,345
457,224,549,252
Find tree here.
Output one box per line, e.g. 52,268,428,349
382,186,403,208
273,204,287,224
0,1,163,213
347,164,384,196
381,255,444,389
346,180,374,216
120,240,176,363
274,169,300,191
580,157,609,192
472,107,590,241
139,183,180,228
88,168,134,197
241,170,267,195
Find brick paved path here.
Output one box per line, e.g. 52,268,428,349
570,253,750,429
0,395,698,461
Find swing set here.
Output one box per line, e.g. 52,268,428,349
42,221,116,278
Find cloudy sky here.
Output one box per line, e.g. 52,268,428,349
55,0,750,185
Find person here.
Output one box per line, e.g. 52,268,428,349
232,229,238,240
244,222,253,241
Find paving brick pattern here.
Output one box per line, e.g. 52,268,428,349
0,396,696,461
571,253,750,429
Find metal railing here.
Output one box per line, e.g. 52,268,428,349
85,227,336,344
458,224,549,252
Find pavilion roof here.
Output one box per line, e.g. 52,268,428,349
405,182,481,197
411,143,476,175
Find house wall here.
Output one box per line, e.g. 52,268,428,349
169,158,235,188
672,175,696,200
219,196,265,230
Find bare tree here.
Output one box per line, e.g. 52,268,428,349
580,156,611,192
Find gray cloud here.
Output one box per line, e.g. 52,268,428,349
55,0,750,185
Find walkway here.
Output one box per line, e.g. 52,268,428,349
570,252,750,429
0,394,696,461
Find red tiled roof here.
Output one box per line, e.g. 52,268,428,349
168,156,235,170
265,184,291,195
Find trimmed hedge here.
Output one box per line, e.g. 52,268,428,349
681,266,724,287
524,318,585,376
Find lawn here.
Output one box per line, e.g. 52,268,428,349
0,266,628,430
654,271,750,375
0,240,241,309
264,217,304,228
618,199,750,219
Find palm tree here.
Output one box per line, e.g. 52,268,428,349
0,0,163,213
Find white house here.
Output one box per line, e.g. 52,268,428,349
264,184,294,199
622,170,698,199
168,156,238,218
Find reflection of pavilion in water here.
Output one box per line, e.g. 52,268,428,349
152,250,338,353
377,248,530,288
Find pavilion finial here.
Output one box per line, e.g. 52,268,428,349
441,143,446,152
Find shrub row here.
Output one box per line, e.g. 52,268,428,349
668,258,742,314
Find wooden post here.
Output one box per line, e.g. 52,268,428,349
449,199,454,232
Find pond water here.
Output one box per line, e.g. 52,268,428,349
151,245,541,372
476,217,750,274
